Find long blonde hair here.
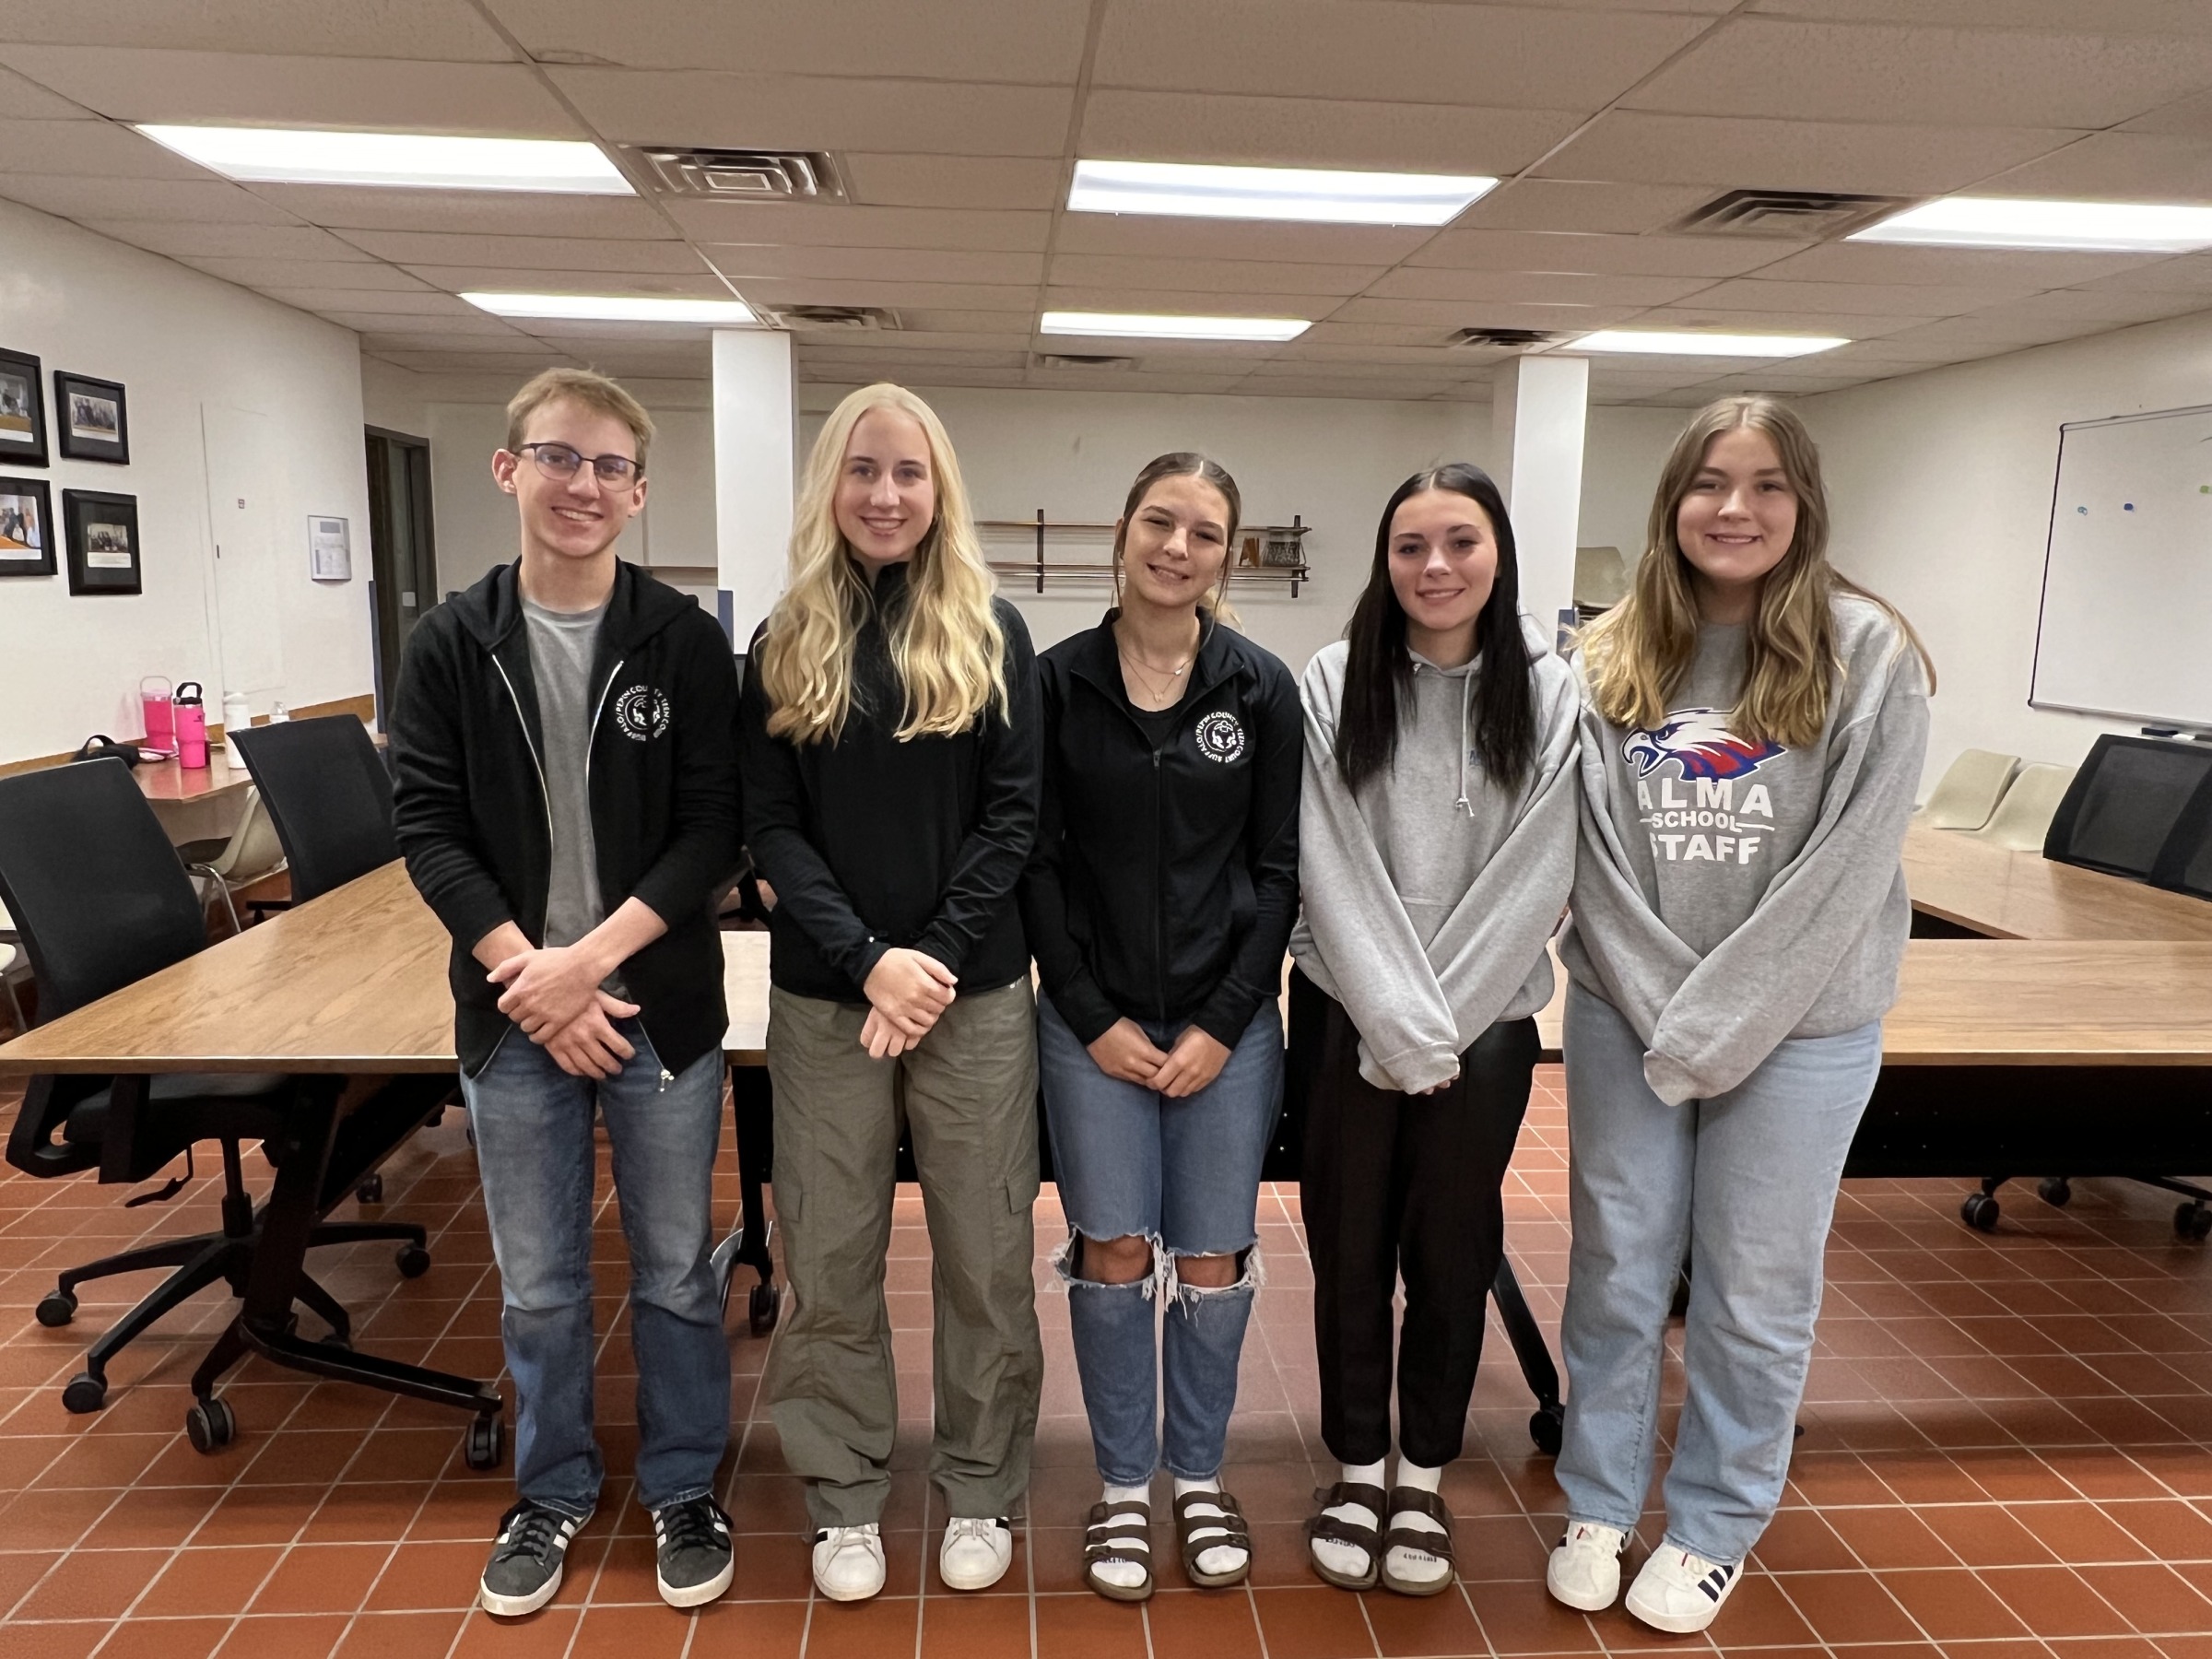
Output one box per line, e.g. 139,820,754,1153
757,383,1007,745
1580,394,1932,747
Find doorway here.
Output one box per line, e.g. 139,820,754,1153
364,427,438,724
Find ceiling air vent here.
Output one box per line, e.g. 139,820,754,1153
628,147,847,202
777,305,900,332
1030,352,1137,371
1451,327,1559,350
1673,189,1912,240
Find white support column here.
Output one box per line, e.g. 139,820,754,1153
712,328,796,650
1490,354,1590,652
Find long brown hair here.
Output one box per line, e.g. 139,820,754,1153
1111,452,1242,627
1580,394,1932,747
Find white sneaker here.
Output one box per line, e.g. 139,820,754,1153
1546,1521,1628,1612
1625,1544,1741,1634
939,1515,1014,1591
811,1523,886,1602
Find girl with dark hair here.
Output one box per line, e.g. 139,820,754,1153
1019,453,1301,1601
1289,464,1578,1596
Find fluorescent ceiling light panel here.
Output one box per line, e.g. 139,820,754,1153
1041,310,1309,342
464,292,758,324
1850,196,2212,253
135,125,632,194
1068,159,1495,226
1571,330,1849,358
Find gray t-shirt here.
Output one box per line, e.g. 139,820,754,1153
523,594,612,960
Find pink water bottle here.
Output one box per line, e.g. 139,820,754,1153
140,676,174,750
175,681,208,771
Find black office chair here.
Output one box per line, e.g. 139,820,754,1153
229,715,399,904
0,759,430,1415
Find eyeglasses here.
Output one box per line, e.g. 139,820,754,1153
519,441,642,484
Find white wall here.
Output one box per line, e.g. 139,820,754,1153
1580,405,1685,571
0,198,374,765
1801,305,2212,788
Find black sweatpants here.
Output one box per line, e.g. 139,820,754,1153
1288,968,1538,1468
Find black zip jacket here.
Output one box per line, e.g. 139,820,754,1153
390,559,744,1077
1019,609,1300,1049
738,560,1041,1003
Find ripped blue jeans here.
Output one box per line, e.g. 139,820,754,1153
1037,993,1282,1485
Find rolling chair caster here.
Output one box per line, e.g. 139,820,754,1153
1960,1192,2001,1231
186,1396,237,1453
465,1413,506,1471
2176,1202,2211,1241
2038,1177,2072,1207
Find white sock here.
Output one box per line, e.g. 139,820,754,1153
1386,1457,1451,1583
1173,1475,1247,1579
1312,1457,1385,1579
1091,1482,1151,1588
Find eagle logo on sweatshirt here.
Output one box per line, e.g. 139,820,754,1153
1624,709,1781,782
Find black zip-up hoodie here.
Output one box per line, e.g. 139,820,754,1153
739,559,1041,1003
390,559,744,1077
1019,609,1301,1049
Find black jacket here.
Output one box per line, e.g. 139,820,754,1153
1019,610,1300,1048
390,559,744,1077
738,560,1040,1003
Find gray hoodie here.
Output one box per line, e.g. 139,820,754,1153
1558,593,1930,1106
1290,613,1580,1093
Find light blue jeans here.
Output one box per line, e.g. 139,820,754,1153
463,1019,730,1517
1038,993,1282,1486
1556,982,1882,1565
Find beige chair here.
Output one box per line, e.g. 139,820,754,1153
1966,762,2077,853
178,787,288,935
1920,748,2020,831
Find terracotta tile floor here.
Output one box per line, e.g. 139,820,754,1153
4,1069,2212,1656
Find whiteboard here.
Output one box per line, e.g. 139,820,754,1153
2031,403,2212,731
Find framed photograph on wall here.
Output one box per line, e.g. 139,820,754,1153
0,476,54,578
53,371,129,465
0,349,47,468
63,488,140,594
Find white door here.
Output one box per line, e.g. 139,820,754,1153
201,404,285,697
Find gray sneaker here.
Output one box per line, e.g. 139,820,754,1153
653,1495,735,1608
480,1500,592,1617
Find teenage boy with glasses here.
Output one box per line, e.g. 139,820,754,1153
391,368,745,1618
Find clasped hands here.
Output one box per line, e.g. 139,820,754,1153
860,946,957,1059
1086,1017,1232,1099
488,941,636,1079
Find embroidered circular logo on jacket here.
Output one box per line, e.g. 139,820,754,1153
614,685,671,742
1194,711,1246,763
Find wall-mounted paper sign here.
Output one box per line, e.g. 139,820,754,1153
309,515,351,582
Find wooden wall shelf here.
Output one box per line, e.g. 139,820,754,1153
978,512,1312,596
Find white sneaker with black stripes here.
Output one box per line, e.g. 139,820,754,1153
1545,1521,1627,1611
1625,1544,1741,1634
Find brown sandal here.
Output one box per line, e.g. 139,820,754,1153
1304,1480,1387,1591
1379,1486,1456,1596
1083,1498,1154,1603
1172,1488,1253,1588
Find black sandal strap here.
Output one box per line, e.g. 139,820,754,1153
1312,1481,1389,1517
1173,1489,1252,1551
1383,1523,1456,1564
1385,1488,1452,1528
1382,1488,1455,1563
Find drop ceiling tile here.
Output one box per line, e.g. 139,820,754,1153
1037,286,1343,321
339,229,703,273
251,187,669,238
736,278,1038,311
1624,304,1937,337
80,220,374,261
700,246,1045,286
1830,313,2081,347
1241,358,1465,381
794,347,1030,371
0,62,90,118
2068,253,2212,293
1457,180,1720,234
1627,18,2212,128
0,0,516,59
793,328,1035,351
665,202,1051,252
257,286,478,313
396,265,731,296
1678,276,2038,315
547,67,1075,155
1975,132,2212,204
482,0,1091,81
1959,288,2212,325
377,349,583,371
895,309,1047,334
0,174,306,224
1756,242,2168,288
0,117,210,179
2124,88,2212,136
334,312,535,335
1297,320,1469,347
0,48,585,135
1407,229,1794,278
1366,268,1718,306
1053,216,1430,265
1099,1,1709,107
1328,297,1640,329
360,328,542,352
837,154,1065,210
1534,112,2084,194
1266,342,1478,365
175,255,432,289
1046,253,1384,297
1751,0,2212,34
1079,90,1581,173
517,324,724,347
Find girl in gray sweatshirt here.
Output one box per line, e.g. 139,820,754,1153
1545,396,1931,1640
1288,464,1578,1601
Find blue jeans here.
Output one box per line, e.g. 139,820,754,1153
1556,983,1882,1564
1038,993,1281,1485
462,1019,730,1517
